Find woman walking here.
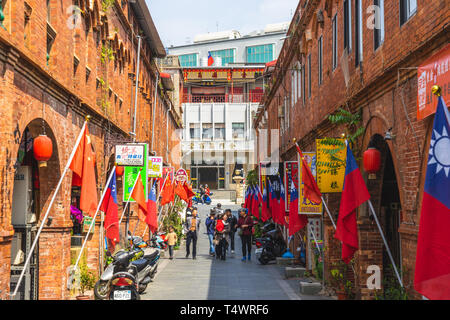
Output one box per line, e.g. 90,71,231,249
214,213,230,260
237,208,254,262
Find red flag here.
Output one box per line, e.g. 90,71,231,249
184,181,196,199
294,143,322,205
261,184,271,222
414,96,450,299
335,143,370,264
131,172,147,222
251,186,261,219
174,181,188,202
160,179,174,206
288,177,307,236
278,176,287,226
269,180,281,225
146,181,158,233
101,171,120,246
70,125,98,217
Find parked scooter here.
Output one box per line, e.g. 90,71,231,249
105,250,141,300
94,234,161,299
192,191,212,205
255,227,286,265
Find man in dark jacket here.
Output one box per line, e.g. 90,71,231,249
185,209,201,259
237,208,254,262
205,209,216,256
225,209,238,254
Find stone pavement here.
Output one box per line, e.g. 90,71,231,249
141,199,333,300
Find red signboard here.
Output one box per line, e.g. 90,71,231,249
417,44,450,120
284,161,299,212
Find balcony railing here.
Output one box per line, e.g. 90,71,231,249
182,93,263,104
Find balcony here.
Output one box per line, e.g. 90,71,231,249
182,93,263,104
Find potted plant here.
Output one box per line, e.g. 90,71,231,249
77,262,97,300
330,268,346,300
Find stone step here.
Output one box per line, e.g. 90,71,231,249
276,257,295,266
299,281,322,295
285,267,306,278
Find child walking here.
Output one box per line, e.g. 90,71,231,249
166,226,178,260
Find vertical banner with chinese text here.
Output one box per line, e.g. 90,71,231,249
299,152,323,214
316,139,346,193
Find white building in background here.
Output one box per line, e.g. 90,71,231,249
168,23,288,190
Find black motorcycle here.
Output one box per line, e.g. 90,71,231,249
106,250,141,300
255,228,286,265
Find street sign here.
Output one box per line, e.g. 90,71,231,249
299,152,323,215
175,168,188,183
123,144,148,202
115,144,145,166
148,156,163,178
316,139,346,193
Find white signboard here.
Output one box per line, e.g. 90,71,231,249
115,144,145,166
148,156,163,178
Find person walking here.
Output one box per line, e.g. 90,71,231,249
205,209,217,256
185,209,200,259
166,226,178,260
237,208,254,262
214,213,230,260
215,203,224,215
225,209,238,254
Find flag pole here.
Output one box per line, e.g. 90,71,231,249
321,196,337,229
68,165,116,290
368,200,404,288
141,173,170,238
118,168,143,225
10,119,88,298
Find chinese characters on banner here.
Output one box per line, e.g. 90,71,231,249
417,43,450,120
299,152,323,215
284,161,299,212
148,156,163,178
115,144,145,166
316,139,346,193
123,144,148,202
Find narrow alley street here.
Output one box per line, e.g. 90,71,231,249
141,200,332,300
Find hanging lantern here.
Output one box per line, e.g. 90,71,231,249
33,134,53,168
115,166,124,177
363,147,381,179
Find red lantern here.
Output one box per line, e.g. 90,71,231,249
115,166,124,177
33,134,53,168
363,147,381,176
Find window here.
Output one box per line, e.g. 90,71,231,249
202,123,213,140
214,123,225,140
400,0,417,25
332,14,338,70
291,70,295,107
179,53,198,67
232,123,245,139
284,96,289,130
344,0,352,52
374,0,385,50
210,49,235,66
355,0,363,66
308,54,311,98
318,36,323,86
190,123,200,140
297,63,302,101
302,63,306,104
246,44,274,63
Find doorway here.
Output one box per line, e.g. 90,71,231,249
198,167,218,190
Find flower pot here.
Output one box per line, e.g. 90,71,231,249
76,295,90,300
336,291,347,300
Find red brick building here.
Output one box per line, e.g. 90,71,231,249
254,0,449,299
0,0,182,299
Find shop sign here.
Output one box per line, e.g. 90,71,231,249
148,156,163,178
123,144,148,202
417,43,450,120
115,144,145,166
316,139,346,193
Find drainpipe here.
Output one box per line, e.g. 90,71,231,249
132,35,142,142
151,72,160,154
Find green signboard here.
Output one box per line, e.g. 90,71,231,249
123,143,148,202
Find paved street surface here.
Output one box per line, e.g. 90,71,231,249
141,199,333,300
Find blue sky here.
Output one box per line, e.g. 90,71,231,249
146,0,298,48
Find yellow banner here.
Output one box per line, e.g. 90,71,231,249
316,139,347,193
299,152,323,214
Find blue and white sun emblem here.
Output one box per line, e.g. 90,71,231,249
428,126,450,177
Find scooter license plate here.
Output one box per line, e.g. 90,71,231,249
255,248,263,256
113,290,131,300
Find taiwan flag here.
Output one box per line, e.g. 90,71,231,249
270,179,281,225
278,176,287,226
261,183,270,222
101,171,120,247
208,52,214,66
146,181,158,234
414,96,450,300
251,185,261,219
288,175,307,236
335,142,370,264
244,187,251,209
